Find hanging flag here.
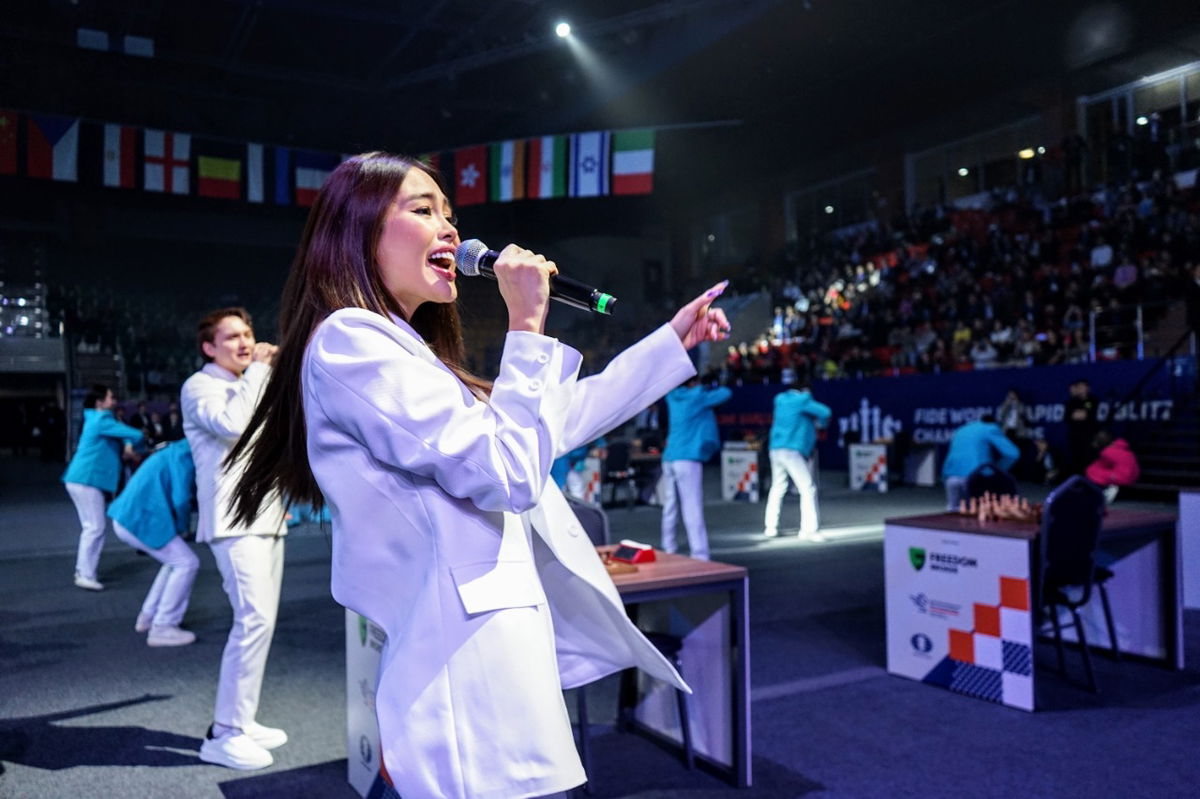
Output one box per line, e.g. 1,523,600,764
568,131,610,197
525,135,567,199
102,124,136,188
417,152,441,174
611,129,654,195
247,143,265,203
27,115,80,182
489,140,525,202
0,110,16,175
195,140,244,200
294,150,339,206
144,129,190,194
454,145,487,206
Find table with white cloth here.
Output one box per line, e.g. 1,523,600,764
884,509,1181,712
345,550,751,795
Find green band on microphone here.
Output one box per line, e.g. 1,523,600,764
595,293,615,314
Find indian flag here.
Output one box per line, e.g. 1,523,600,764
489,140,525,202
612,129,654,195
525,135,567,199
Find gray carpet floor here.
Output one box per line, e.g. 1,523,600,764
1,455,1197,798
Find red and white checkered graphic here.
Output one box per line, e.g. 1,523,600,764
863,454,887,484
736,461,757,494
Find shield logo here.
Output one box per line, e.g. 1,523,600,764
358,615,368,646
909,547,926,571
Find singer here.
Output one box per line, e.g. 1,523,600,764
226,152,731,799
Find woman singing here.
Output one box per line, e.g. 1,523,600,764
227,152,730,799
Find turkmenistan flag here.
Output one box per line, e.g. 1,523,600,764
525,135,566,199
489,140,525,202
612,128,654,195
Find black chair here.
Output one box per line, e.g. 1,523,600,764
965,463,1018,499
602,440,638,510
563,499,694,791
1039,475,1119,693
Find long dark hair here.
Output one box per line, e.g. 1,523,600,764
226,151,490,526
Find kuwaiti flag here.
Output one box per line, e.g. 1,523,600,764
489,140,525,202
0,110,17,175
612,129,654,195
568,131,610,197
294,150,339,206
525,135,567,199
102,124,136,188
144,129,191,194
454,145,487,206
27,114,80,181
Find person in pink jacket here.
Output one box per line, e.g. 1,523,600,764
1086,431,1140,502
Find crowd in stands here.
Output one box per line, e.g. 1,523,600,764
721,173,1200,385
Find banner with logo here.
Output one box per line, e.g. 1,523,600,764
716,358,1184,470
884,522,1034,711
345,609,393,798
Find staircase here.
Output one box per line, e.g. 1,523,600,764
1122,356,1199,500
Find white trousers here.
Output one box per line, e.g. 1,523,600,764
209,534,285,729
660,459,709,560
66,482,108,579
764,449,819,536
113,522,200,627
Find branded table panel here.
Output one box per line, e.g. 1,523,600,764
1181,490,1200,609
884,509,1180,712
345,552,751,795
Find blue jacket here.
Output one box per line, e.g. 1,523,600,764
663,385,732,462
62,409,144,493
768,389,832,456
550,437,607,487
107,439,195,549
941,420,1020,479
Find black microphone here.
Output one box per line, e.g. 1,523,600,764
454,239,617,315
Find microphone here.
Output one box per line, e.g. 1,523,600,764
454,239,617,315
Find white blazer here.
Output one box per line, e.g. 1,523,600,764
304,309,697,799
181,361,286,541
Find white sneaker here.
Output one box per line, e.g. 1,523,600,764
801,530,828,543
74,572,104,591
134,612,154,633
199,730,273,770
243,721,288,750
147,625,196,647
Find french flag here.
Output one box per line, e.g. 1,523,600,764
27,115,79,182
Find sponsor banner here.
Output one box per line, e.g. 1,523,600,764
345,609,387,797
849,443,887,492
717,358,1182,470
885,523,1034,711
721,445,759,501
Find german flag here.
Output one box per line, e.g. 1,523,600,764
195,139,243,199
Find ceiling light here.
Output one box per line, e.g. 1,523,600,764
1018,148,1035,159
555,22,571,38
1135,115,1149,126
1037,146,1046,154
824,205,834,214
957,167,970,177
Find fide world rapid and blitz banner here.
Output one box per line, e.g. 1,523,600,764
884,523,1035,711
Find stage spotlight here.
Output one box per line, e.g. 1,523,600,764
1018,148,1035,160
824,205,834,214
957,167,969,177
1135,115,1149,126
1037,146,1046,154
555,21,571,38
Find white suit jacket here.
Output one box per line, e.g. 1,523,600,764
181,361,286,541
303,309,697,799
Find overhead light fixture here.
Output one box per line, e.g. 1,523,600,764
1037,146,1046,154
1018,148,1035,159
957,167,970,177
555,21,571,38
1135,115,1149,126
824,205,834,214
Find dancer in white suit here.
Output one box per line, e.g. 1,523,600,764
181,307,289,770
226,152,732,799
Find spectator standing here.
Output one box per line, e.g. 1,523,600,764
1065,379,1099,476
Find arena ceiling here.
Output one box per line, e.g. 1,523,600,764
4,1,1200,169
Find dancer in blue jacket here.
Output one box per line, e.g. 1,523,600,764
763,383,832,540
62,384,145,591
661,375,731,560
108,438,200,646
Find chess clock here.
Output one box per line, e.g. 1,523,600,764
610,539,657,563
